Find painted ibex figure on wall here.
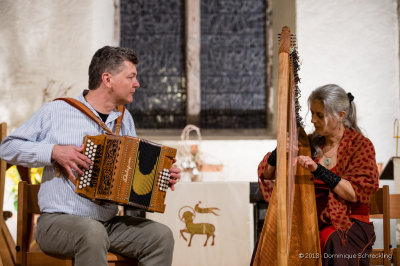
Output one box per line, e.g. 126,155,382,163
180,210,215,247
195,201,220,216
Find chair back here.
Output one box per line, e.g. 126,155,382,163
16,181,40,265
0,122,17,266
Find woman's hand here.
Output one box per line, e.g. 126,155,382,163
296,155,318,172
287,136,299,154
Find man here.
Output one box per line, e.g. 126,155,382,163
0,46,181,266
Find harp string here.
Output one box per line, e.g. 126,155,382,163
287,34,301,252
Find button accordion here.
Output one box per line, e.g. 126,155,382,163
75,134,177,213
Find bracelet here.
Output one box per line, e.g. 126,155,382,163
267,148,277,167
311,163,341,190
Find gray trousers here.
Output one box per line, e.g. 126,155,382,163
36,212,174,266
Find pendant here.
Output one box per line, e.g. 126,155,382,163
324,157,331,166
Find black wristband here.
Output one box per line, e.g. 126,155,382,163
267,148,277,167
311,163,341,190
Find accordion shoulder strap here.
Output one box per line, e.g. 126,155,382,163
115,105,125,135
54,97,125,135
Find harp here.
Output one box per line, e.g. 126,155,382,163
253,26,322,265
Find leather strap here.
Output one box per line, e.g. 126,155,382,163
115,105,125,135
54,97,125,135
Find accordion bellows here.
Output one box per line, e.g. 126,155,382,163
75,134,177,213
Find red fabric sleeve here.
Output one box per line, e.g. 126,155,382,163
336,130,379,205
257,152,275,202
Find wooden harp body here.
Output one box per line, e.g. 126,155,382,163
253,26,322,266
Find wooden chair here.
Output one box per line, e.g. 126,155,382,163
1,122,50,265
0,122,16,266
369,185,400,265
17,181,138,266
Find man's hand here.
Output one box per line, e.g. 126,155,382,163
296,155,318,172
51,144,93,182
168,158,181,191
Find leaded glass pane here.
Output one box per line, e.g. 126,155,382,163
200,0,266,128
120,0,186,128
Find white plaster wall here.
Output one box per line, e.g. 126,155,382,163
91,0,118,52
0,0,116,133
161,139,277,182
296,0,400,166
0,0,116,242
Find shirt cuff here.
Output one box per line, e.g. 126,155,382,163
37,144,56,166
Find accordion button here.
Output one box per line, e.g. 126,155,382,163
79,185,82,189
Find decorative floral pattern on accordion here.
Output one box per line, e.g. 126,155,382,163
76,134,177,213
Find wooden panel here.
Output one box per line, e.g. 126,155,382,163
369,249,385,265
0,122,6,215
390,194,400,218
27,185,40,214
0,228,14,266
27,252,72,266
26,251,137,266
393,248,400,265
107,252,138,265
370,187,383,215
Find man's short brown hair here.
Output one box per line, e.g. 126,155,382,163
88,46,139,90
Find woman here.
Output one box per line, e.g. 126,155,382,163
257,84,379,265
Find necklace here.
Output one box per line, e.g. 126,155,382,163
322,143,338,166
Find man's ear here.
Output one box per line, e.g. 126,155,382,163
101,73,112,87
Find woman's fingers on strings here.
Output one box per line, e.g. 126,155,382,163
286,136,299,153
293,157,298,166
297,155,309,169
